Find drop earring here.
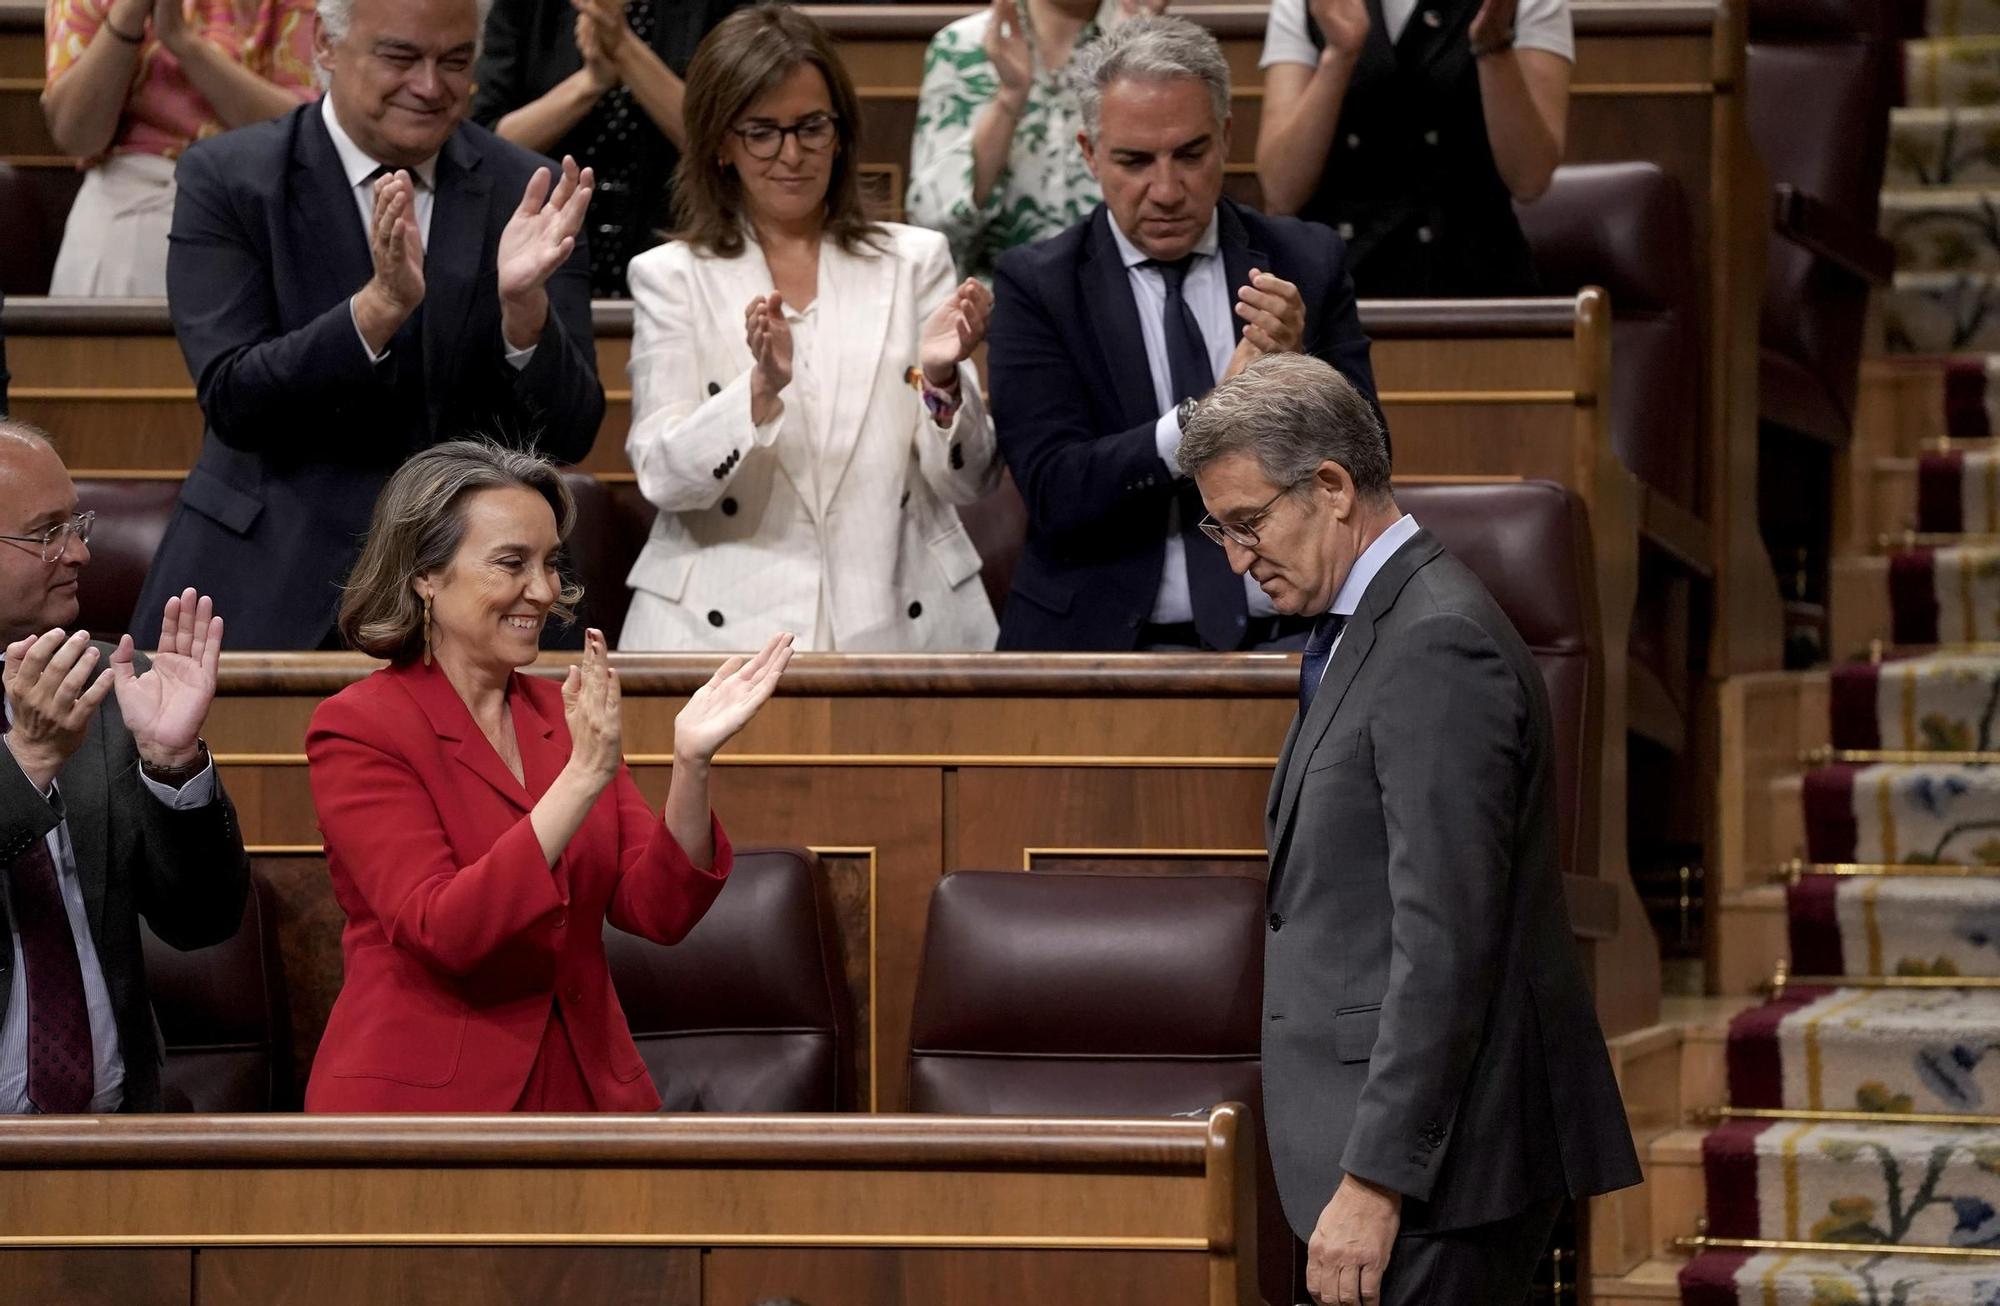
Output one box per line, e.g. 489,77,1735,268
422,592,433,667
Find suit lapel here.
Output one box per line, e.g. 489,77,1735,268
395,661,533,812
62,702,111,941
292,103,373,302
1082,210,1161,428
814,237,897,513
420,132,494,438
1267,531,1448,877
1218,201,1269,348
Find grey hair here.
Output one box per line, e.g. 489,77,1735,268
316,0,495,54
0,420,56,456
1074,15,1231,139
336,439,581,661
1179,354,1392,501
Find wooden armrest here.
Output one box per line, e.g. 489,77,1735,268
1773,183,1895,286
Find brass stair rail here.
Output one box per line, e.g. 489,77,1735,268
1692,1105,2000,1129
1801,745,2000,765
1772,859,2000,882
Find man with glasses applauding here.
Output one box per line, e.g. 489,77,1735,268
0,421,250,1115
988,15,1383,653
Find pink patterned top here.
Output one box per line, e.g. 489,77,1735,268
44,0,320,161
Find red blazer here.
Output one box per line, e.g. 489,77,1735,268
302,658,731,1111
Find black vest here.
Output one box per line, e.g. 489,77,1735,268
1304,0,1538,297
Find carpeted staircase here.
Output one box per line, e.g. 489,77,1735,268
1679,649,2000,1300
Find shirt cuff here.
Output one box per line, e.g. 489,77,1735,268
1155,408,1185,478
350,297,391,365
504,340,538,372
140,759,217,810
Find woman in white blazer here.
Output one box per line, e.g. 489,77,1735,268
620,4,1001,652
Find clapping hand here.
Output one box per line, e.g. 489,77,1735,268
1468,0,1518,52
984,0,1034,111
1235,268,1305,354
151,0,191,54
3,629,116,792
745,293,795,397
576,8,619,90
115,587,221,772
919,278,992,389
498,155,595,348
367,170,426,316
672,632,793,766
561,628,623,789
1308,0,1370,62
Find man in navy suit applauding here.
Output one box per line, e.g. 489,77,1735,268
988,15,1381,653
137,0,605,650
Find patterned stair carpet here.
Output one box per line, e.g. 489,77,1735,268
1682,658,2000,1298
1880,545,2000,644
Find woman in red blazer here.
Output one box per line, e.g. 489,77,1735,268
303,441,791,1111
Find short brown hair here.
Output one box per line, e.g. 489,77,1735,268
671,4,883,259
337,440,582,661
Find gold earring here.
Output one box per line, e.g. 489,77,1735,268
421,592,433,667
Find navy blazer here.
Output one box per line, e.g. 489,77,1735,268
139,101,605,649
988,199,1380,651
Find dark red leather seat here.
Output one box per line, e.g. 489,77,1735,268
143,869,295,1111
605,846,850,1111
74,476,182,641
559,471,654,642
0,163,84,297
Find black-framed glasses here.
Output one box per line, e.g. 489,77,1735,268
1197,485,1295,549
0,511,94,564
731,112,839,161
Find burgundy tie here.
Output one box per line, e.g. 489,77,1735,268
12,827,92,1113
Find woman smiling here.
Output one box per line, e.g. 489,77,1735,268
303,441,790,1111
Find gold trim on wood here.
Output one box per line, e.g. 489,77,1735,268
1021,847,1268,870
246,844,326,856
1375,389,1578,405
1769,970,2000,993
1775,859,2000,882
0,1233,1209,1251
1676,1233,2000,1261
1802,746,2000,766
1879,531,2000,551
11,387,194,402
1571,81,1716,96
1697,1106,2000,1128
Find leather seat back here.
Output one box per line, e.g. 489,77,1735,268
144,869,295,1111
606,847,850,1111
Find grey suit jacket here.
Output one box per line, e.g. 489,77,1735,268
0,651,250,1112
1261,530,1640,1236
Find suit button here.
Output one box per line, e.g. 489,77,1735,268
1345,133,1361,149
1421,7,1441,24
553,911,567,929
1417,226,1435,244
707,610,725,627
1424,129,1439,146
568,988,584,1004
1268,912,1284,931
908,601,923,619
721,497,738,516
713,466,727,480
1337,222,1355,240
707,381,721,396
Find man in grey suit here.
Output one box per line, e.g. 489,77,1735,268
1181,356,1639,1305
0,421,249,1113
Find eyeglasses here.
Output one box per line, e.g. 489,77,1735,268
731,112,839,161
0,511,94,564
1197,485,1295,550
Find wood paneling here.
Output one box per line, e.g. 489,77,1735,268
0,1250,189,1306
197,1248,699,1306
703,1247,1205,1306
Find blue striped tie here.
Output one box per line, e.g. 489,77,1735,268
1298,613,1347,716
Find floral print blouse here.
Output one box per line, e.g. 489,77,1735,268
906,0,1121,283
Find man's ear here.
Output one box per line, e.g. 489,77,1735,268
1316,460,1356,520
1077,130,1100,182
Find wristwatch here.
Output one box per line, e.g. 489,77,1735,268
1176,396,1199,430
141,739,209,787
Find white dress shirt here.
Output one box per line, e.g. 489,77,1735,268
1317,513,1421,686
1105,212,1276,625
0,707,218,1115
320,98,536,373
1260,0,1574,69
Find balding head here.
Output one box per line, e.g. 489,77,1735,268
0,425,87,642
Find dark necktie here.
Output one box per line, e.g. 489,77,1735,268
1298,612,1348,717
1149,256,1248,650
9,786,92,1114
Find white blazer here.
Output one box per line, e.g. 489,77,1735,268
619,223,1002,652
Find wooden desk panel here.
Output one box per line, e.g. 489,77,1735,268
0,1111,1260,1306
